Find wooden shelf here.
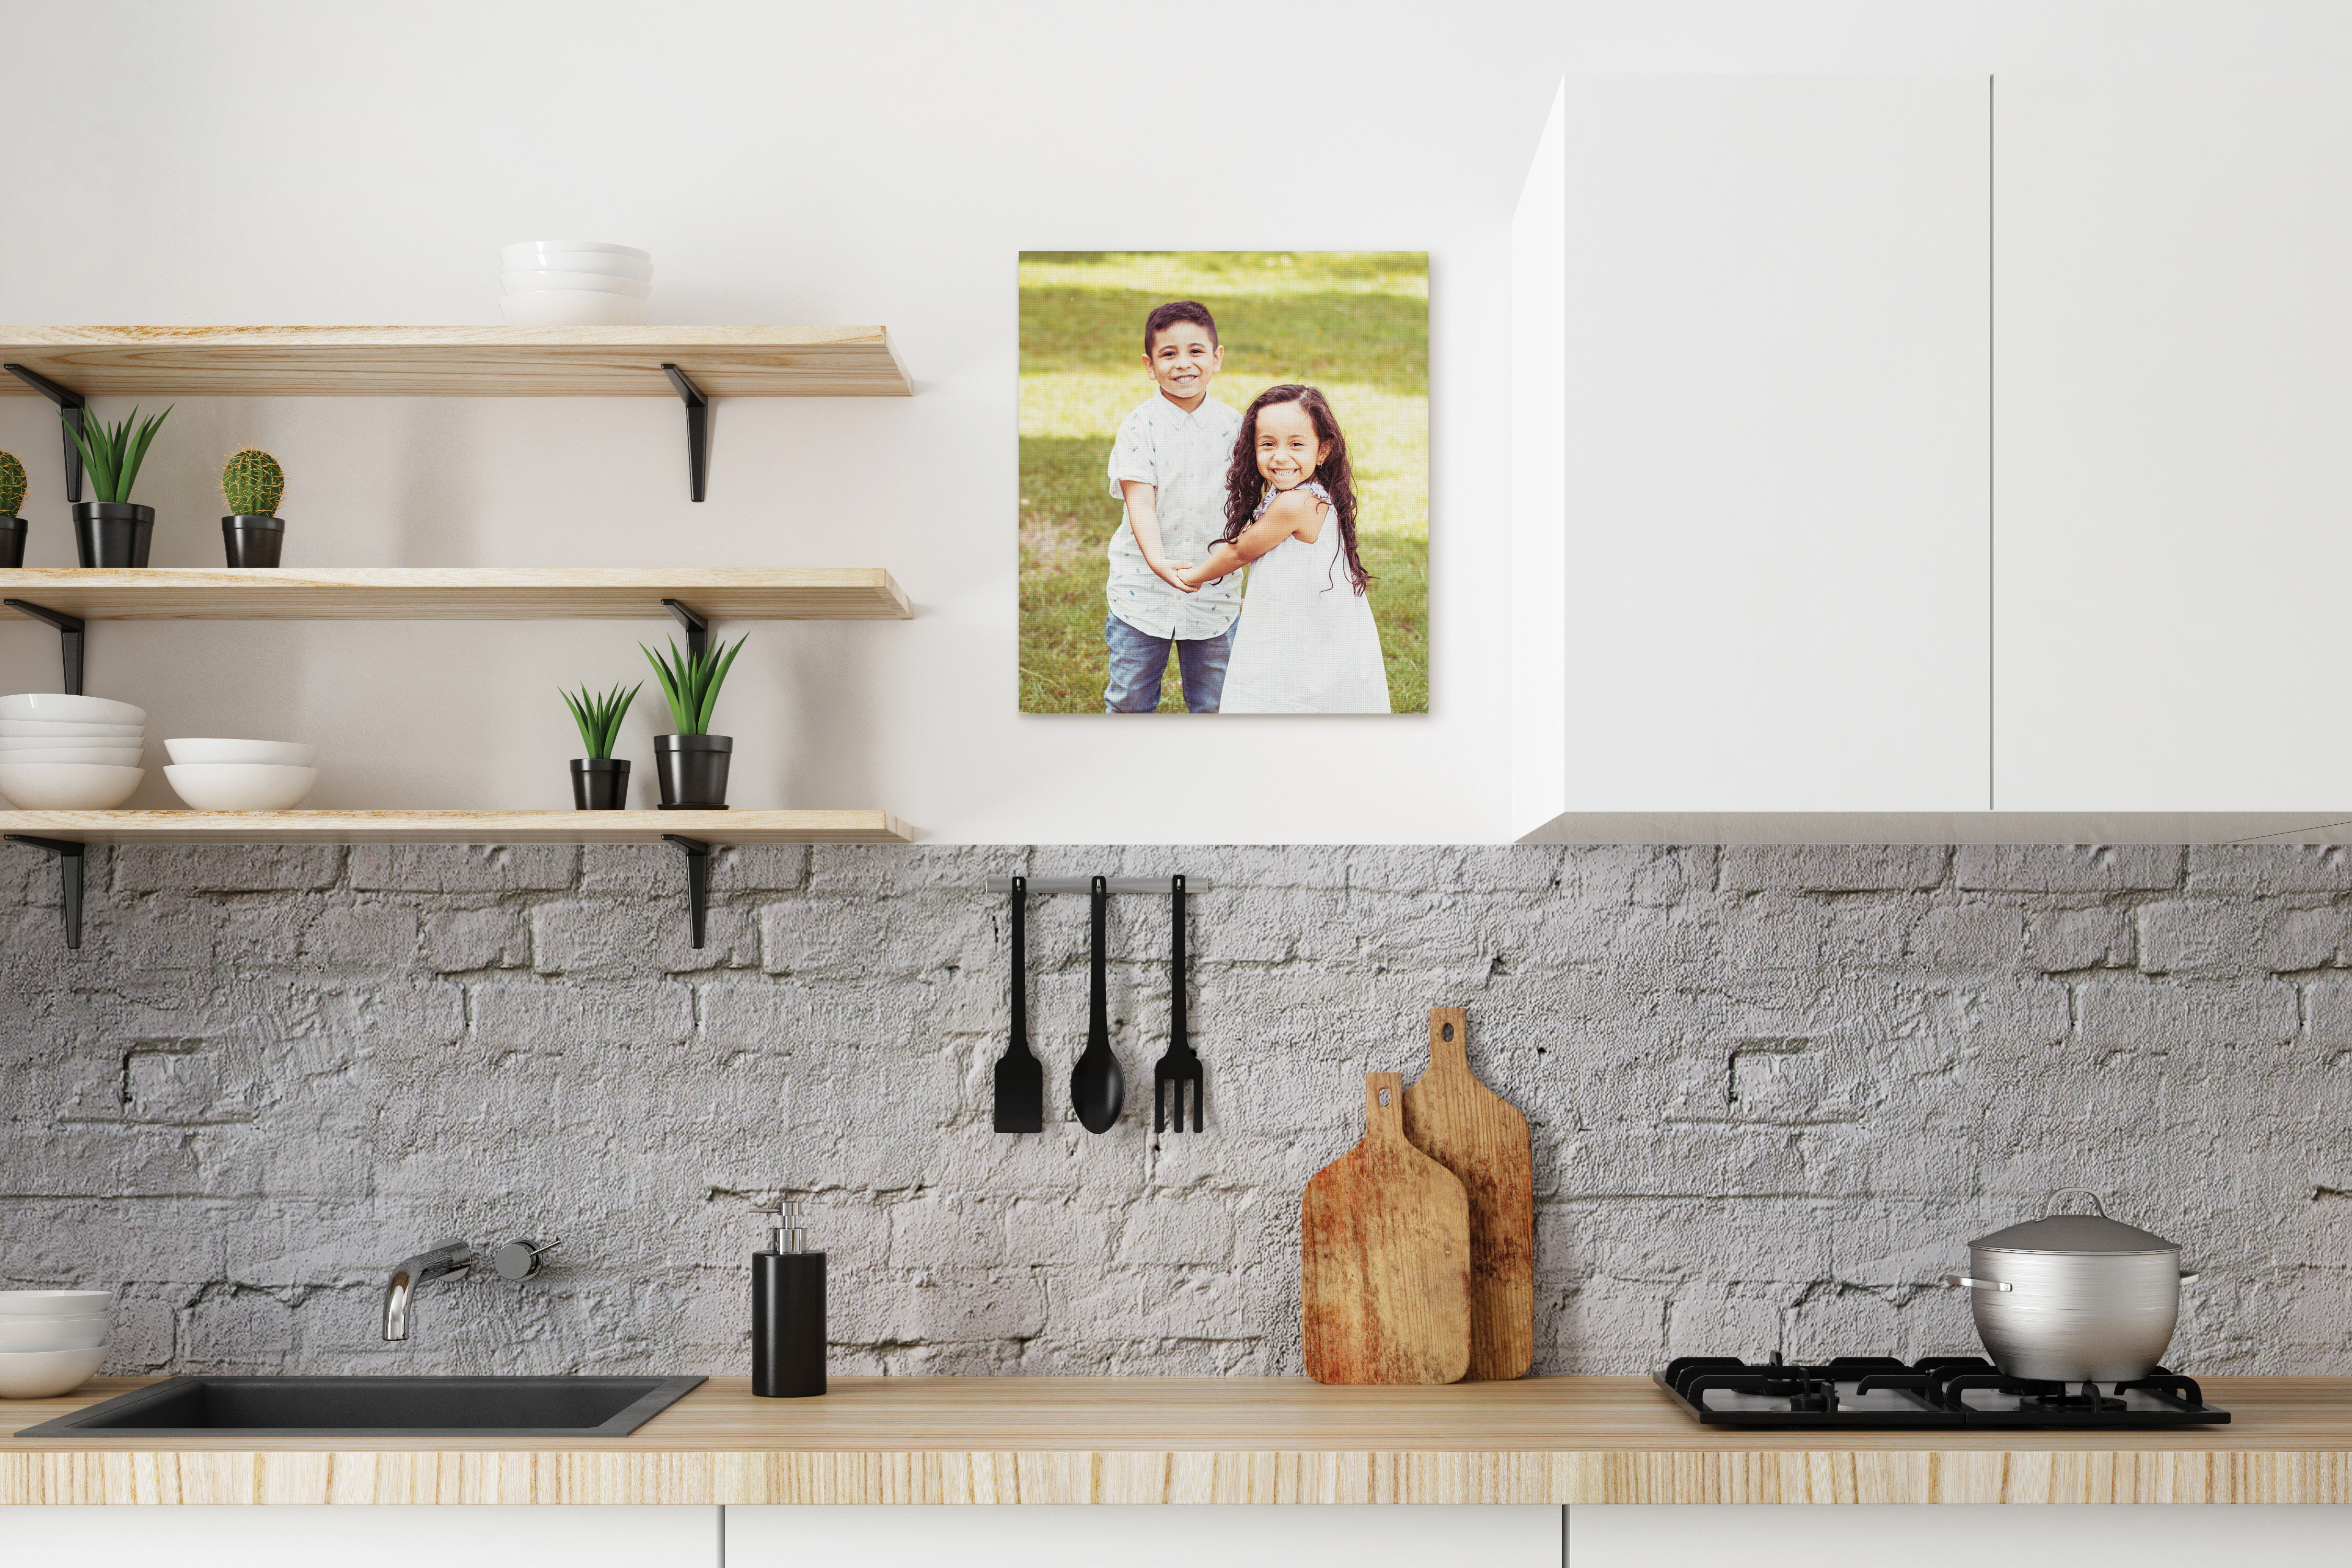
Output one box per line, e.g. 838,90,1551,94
0,567,910,621
0,810,912,845
0,326,911,398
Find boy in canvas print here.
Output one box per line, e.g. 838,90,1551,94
1100,301,1243,713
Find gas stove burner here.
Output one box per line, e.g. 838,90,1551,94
1655,1354,2231,1429
2025,1384,2127,1413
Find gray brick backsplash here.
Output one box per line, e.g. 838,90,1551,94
4,843,2348,1379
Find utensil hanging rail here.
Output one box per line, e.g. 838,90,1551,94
982,877,1212,894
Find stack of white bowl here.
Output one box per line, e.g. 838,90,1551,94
164,738,319,810
0,695,145,809
0,1290,111,1399
500,240,652,326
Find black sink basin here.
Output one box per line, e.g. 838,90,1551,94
15,1375,706,1438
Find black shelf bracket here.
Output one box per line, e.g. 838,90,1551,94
4,363,88,503
662,598,709,662
663,834,711,948
6,835,86,950
5,599,85,695
659,363,710,503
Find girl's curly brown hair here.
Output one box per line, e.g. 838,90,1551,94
1219,384,1372,596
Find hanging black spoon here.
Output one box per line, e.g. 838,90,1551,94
991,874,1043,1133
1070,874,1124,1133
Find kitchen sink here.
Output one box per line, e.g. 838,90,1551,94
14,1374,706,1438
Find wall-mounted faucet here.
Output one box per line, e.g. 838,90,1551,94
381,1236,564,1341
382,1238,475,1341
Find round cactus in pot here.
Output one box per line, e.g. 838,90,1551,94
221,447,286,567
0,451,25,568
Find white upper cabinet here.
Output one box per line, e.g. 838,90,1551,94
1994,75,2352,810
1514,76,1992,834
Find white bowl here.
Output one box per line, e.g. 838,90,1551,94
0,747,141,765
0,1316,107,1354
0,763,144,809
0,694,146,725
500,290,652,327
497,250,652,281
500,239,651,266
0,733,142,750
164,763,318,810
501,269,653,299
0,1346,107,1399
0,1290,111,1318
164,738,316,766
0,719,142,739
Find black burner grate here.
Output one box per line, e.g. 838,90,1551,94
1655,1354,2230,1429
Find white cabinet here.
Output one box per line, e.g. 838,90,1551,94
1569,1504,2352,1567
1,1505,717,1566
1993,74,2352,810
1513,75,1991,834
724,1504,1560,1567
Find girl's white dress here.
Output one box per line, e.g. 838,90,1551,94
1218,481,1393,714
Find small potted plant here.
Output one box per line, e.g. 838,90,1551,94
641,633,747,810
221,448,286,567
562,679,640,810
0,451,25,568
63,405,171,567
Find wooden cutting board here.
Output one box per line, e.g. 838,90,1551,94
1300,1071,1471,1385
1401,1007,1535,1380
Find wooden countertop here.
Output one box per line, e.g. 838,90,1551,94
3,1376,2347,1505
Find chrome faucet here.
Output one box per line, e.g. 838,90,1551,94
383,1238,475,1341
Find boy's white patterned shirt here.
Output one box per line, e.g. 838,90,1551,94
1102,391,1244,640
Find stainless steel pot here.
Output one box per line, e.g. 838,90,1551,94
1944,1189,2198,1383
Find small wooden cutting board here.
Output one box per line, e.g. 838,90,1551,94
1401,1007,1535,1380
1300,1071,1471,1385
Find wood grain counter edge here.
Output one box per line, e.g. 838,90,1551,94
6,1447,2349,1504
5,1377,2349,1505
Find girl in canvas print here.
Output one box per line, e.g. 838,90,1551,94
1176,385,1392,714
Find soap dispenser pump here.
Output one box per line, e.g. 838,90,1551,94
753,1200,826,1398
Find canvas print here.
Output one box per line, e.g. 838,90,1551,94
1019,251,1428,714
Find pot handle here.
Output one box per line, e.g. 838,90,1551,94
1942,1274,2014,1293
2180,1270,2201,1284
2039,1187,2108,1219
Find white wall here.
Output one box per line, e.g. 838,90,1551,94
12,4,2352,844
0,0,1565,844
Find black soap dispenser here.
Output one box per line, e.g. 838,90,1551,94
752,1200,826,1398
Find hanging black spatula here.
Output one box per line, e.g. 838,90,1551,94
1070,874,1125,1133
991,874,1043,1133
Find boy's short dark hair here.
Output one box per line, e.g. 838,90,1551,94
1144,300,1219,352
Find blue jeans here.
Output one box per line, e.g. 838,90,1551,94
1103,613,1233,713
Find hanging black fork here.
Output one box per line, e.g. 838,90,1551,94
1154,874,1203,1133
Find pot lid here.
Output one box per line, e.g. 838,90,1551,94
1969,1189,2178,1254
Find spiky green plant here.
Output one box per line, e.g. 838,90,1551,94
221,448,284,515
0,452,25,516
640,634,747,736
63,405,171,505
561,680,641,760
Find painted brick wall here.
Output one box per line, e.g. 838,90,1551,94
2,843,2346,1377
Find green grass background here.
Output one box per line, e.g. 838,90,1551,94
1019,251,1429,713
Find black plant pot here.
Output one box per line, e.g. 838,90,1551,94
222,514,284,568
570,757,631,811
0,516,23,569
653,733,732,810
72,502,153,567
